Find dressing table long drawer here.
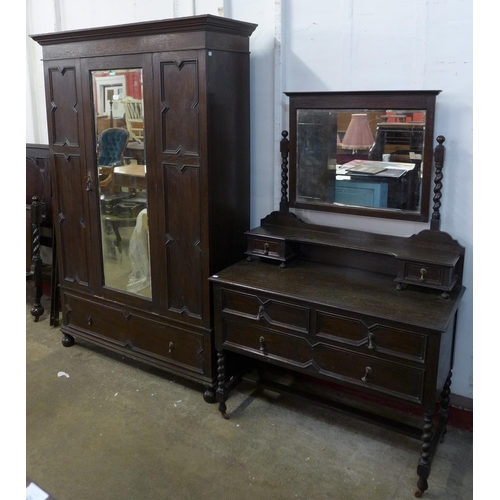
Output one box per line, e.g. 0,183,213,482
220,316,425,404
216,287,429,404
219,288,428,363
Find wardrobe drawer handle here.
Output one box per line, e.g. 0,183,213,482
419,268,427,282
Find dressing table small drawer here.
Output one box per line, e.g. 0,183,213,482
247,237,282,258
396,260,457,291
245,235,296,265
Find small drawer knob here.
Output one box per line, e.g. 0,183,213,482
263,242,269,255
168,341,174,353
419,268,427,282
87,316,93,325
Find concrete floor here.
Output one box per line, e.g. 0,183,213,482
26,295,473,500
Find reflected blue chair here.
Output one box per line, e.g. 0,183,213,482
98,128,129,191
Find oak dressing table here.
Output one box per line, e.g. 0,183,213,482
210,91,465,497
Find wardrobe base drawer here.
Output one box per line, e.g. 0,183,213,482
62,293,206,374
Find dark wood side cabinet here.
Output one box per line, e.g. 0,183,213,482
211,133,466,496
26,144,51,280
31,15,257,400
26,144,59,325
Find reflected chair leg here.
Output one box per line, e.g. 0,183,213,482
112,223,122,254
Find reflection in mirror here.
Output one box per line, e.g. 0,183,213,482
91,68,151,298
296,108,426,212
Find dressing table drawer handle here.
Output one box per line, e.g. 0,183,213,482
87,316,93,325
168,341,174,353
259,336,267,353
361,366,372,382
419,268,427,282
258,305,265,320
263,242,269,255
367,333,376,350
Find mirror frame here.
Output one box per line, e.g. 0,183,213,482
286,90,441,222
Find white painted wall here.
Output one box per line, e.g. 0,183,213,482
26,0,473,400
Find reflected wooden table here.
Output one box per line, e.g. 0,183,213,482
102,164,147,253
125,141,145,164
113,164,146,190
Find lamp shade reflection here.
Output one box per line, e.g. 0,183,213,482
341,113,374,150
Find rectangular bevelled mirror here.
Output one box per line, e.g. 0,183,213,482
287,91,440,222
91,68,151,298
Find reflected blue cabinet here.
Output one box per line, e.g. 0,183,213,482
335,180,389,208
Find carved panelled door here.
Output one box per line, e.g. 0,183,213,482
153,51,210,327
44,60,94,293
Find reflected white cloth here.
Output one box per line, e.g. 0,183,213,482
127,208,151,293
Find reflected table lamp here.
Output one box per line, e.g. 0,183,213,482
341,113,374,153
